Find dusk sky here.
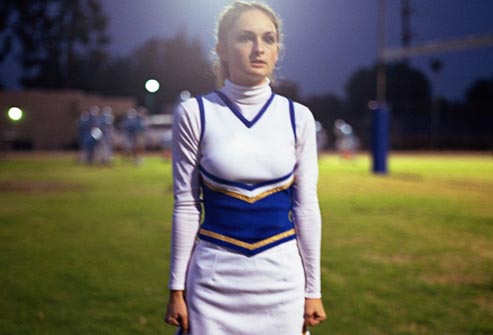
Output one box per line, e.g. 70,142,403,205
2,0,493,101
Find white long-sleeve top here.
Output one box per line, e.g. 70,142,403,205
168,79,322,298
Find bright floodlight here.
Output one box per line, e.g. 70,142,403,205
145,79,160,93
8,107,23,121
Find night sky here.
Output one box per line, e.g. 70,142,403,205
2,0,493,101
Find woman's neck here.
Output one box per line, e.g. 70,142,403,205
220,78,272,105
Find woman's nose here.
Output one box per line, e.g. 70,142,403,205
252,38,265,54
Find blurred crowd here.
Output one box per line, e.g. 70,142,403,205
77,106,149,166
77,106,359,166
333,119,360,160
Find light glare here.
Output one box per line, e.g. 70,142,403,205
180,90,191,101
8,107,23,121
145,79,160,93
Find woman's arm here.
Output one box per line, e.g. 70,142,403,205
291,104,326,327
168,101,202,291
165,101,202,330
291,103,322,299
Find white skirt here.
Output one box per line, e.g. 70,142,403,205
185,239,305,335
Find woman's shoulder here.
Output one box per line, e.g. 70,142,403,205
178,91,220,110
173,97,201,125
274,94,314,123
175,91,212,114
173,91,222,127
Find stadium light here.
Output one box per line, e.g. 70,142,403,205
145,79,160,93
7,107,23,122
145,79,160,114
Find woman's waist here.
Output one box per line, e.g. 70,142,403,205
198,211,296,256
196,238,299,257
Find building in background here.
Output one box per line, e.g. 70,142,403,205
0,90,136,150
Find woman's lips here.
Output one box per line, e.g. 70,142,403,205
251,59,266,67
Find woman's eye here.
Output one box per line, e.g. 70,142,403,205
263,35,276,45
238,35,252,43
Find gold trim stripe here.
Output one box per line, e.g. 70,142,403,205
199,228,296,250
202,178,294,204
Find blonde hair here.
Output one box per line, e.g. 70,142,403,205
212,1,283,87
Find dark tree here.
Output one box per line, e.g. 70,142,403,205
95,32,215,112
344,62,431,148
0,0,110,89
159,33,215,105
466,77,493,118
465,77,493,149
304,94,344,148
272,80,301,101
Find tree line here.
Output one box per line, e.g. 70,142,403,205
0,0,215,111
1,0,491,150
305,64,492,150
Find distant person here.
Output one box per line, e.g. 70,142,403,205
121,107,146,165
333,119,359,160
165,2,326,334
315,120,329,152
135,106,149,165
99,106,114,165
77,110,91,163
121,108,138,160
82,105,102,164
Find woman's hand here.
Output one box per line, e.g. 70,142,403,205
164,290,189,333
304,298,326,328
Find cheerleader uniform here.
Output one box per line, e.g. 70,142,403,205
169,79,322,335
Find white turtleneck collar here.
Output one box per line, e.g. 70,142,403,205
219,79,273,106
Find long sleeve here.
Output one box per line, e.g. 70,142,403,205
291,103,322,298
168,101,202,290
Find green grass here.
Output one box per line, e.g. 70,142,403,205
0,152,492,335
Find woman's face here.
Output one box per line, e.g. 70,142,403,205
218,9,279,87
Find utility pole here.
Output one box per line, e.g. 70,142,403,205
401,0,413,61
430,59,443,149
376,0,386,104
373,0,389,174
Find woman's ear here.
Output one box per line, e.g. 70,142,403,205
216,43,228,63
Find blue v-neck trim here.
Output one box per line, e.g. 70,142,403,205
214,90,275,128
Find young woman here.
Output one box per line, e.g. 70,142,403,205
165,2,326,334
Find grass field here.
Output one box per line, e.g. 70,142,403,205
0,152,492,335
